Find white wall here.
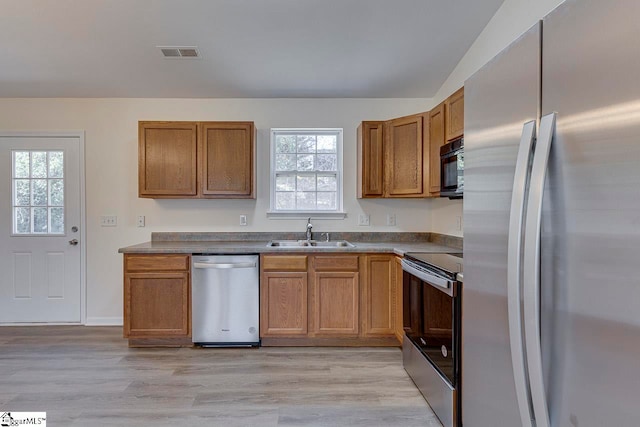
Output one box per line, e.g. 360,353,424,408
428,0,566,236
0,97,443,323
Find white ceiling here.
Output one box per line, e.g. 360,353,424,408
0,0,504,98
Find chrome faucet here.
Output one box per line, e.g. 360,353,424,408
306,218,313,241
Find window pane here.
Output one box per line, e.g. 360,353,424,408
297,154,314,171
276,175,295,191
317,175,337,191
275,135,297,153
48,151,64,178
14,152,30,178
14,179,30,206
276,154,296,171
32,179,48,206
297,135,316,153
50,207,64,234
50,179,64,206
275,192,295,210
317,135,337,153
33,207,48,233
32,152,47,178
317,192,337,210
316,154,337,171
296,192,316,210
297,175,316,191
15,207,30,234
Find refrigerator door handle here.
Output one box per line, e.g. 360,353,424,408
507,120,537,427
523,112,556,427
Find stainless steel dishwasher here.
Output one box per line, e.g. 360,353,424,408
191,254,259,347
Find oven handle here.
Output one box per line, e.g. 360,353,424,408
400,259,454,297
523,112,556,427
507,120,536,427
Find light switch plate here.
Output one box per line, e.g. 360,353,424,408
239,215,248,226
358,214,370,226
386,214,396,226
100,215,117,227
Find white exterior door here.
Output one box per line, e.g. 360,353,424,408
0,134,83,323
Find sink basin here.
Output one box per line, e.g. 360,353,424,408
266,240,355,248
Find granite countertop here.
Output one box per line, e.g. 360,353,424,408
118,232,462,256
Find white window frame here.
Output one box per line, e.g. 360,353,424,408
268,128,346,219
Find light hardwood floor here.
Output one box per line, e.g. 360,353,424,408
0,326,442,427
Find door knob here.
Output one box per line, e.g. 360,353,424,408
69,239,79,246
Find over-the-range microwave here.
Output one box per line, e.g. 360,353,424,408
440,138,463,199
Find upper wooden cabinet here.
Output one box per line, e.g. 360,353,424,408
357,114,429,199
139,122,198,197
138,121,255,199
357,121,385,198
445,87,464,142
429,102,446,195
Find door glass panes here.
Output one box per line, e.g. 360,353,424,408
273,130,340,212
12,151,65,235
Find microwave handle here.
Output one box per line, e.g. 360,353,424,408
507,120,537,427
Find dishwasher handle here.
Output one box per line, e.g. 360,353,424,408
193,261,256,269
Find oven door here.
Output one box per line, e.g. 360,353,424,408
402,267,460,387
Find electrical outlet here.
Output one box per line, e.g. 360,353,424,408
456,216,463,231
239,215,248,226
100,215,117,227
386,214,396,226
137,216,145,227
358,214,370,226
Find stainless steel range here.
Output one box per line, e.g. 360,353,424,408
401,252,463,427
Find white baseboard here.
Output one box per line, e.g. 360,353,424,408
85,317,123,326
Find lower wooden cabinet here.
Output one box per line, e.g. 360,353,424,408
260,253,398,346
123,254,191,347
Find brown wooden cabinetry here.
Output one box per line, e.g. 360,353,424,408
445,87,465,142
138,121,255,199
260,255,308,337
123,254,191,347
357,114,430,199
385,114,429,197
394,256,404,343
361,254,395,337
357,121,385,198
310,256,360,336
260,253,398,346
429,102,446,195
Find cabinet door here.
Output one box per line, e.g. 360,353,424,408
357,121,385,198
260,272,308,336
200,122,255,198
385,114,426,197
138,122,198,197
445,87,464,141
312,271,359,335
361,255,395,337
429,102,446,195
124,272,190,337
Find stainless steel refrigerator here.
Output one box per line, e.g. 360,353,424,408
463,0,640,426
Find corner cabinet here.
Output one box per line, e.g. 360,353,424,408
123,254,191,347
429,102,446,195
445,87,465,142
357,114,430,199
139,121,255,199
260,253,398,346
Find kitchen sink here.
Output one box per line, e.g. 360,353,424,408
266,240,355,248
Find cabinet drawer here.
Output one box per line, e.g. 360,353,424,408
125,254,190,272
313,255,359,271
262,255,308,271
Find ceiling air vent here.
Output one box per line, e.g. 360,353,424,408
158,46,200,59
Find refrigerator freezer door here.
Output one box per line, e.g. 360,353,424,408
541,0,640,425
463,22,541,427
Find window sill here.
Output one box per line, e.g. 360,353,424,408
267,211,347,220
